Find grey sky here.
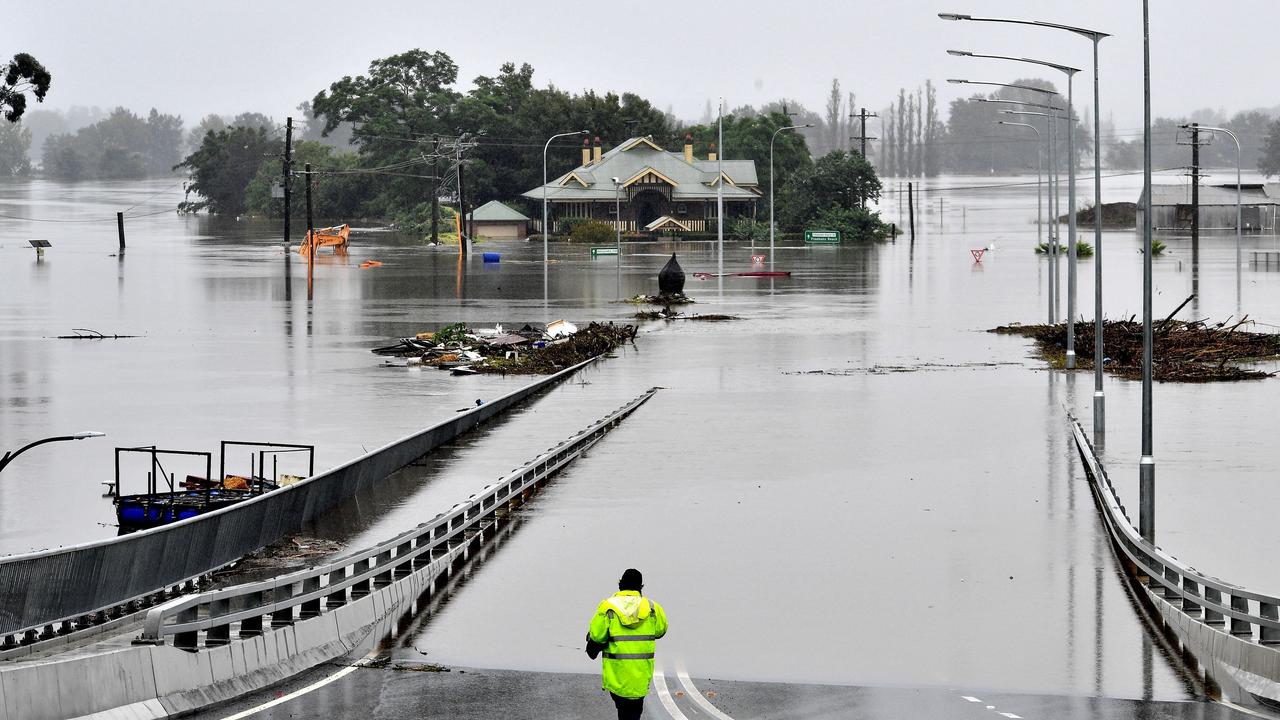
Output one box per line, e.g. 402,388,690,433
7,0,1277,132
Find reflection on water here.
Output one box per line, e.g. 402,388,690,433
3,176,1280,699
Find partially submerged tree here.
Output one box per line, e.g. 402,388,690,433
175,125,276,215
0,53,51,122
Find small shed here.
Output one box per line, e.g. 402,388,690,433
1137,184,1280,232
467,200,531,240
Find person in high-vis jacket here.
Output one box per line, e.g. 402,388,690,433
587,568,668,720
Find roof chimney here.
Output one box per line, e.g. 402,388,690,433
593,136,602,164
707,142,717,163
683,133,693,164
582,137,591,167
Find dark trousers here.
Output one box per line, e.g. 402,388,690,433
610,692,644,720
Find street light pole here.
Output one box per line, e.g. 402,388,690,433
0,431,107,474
940,12,1111,432
717,98,724,289
613,177,623,299
1185,125,1243,314
1139,0,1155,543
948,50,1080,361
1002,108,1063,323
543,130,589,314
995,121,1043,258
770,122,813,272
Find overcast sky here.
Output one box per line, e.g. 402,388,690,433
6,0,1277,133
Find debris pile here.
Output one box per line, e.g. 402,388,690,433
373,321,636,375
991,312,1280,382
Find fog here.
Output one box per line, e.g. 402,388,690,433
7,0,1280,131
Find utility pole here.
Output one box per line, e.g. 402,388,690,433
305,162,314,301
850,107,878,208
1190,123,1201,247
282,117,293,250
430,135,440,245
456,139,468,256
907,182,915,242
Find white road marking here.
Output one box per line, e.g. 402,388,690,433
997,714,1022,719
961,696,982,702
673,657,736,720
215,648,381,720
653,667,692,720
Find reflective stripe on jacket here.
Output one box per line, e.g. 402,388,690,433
588,590,668,698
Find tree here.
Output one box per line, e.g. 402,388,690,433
684,111,812,200
42,107,183,180
244,140,372,219
1261,119,1280,178
777,150,889,240
0,121,31,176
175,125,277,215
1,53,51,122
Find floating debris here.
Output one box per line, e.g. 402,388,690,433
991,305,1280,382
634,309,739,322
55,328,140,340
372,321,637,375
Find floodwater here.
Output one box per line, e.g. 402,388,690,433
3,173,1280,700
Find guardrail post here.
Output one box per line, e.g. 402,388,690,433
1162,567,1181,600
206,598,231,646
1203,588,1224,626
327,568,348,607
271,583,296,627
174,605,200,650
240,591,264,637
395,542,413,578
351,559,371,598
300,576,322,618
1260,602,1280,645
374,550,393,588
1231,596,1253,637
1180,577,1202,617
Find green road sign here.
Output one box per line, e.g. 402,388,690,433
591,246,619,257
804,229,841,244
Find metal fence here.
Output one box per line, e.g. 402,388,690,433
1071,419,1280,644
139,388,658,648
0,359,597,642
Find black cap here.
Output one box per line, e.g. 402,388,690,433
619,568,643,591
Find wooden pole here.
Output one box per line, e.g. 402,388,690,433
116,212,125,252
305,163,314,301
907,182,915,243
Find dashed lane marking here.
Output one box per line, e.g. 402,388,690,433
961,696,983,702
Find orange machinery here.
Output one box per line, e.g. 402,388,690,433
297,224,350,255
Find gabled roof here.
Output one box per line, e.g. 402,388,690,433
622,166,678,188
468,200,530,222
524,137,759,202
644,215,692,232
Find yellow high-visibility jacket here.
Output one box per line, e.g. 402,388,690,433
588,590,668,698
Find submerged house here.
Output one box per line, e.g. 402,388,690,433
522,135,759,234
1137,183,1280,232
467,200,531,240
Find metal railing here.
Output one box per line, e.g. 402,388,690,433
139,388,658,648
0,358,598,644
1071,418,1280,644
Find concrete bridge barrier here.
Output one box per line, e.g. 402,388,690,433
0,358,597,645
1072,418,1280,708
0,389,657,720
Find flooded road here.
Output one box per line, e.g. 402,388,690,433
3,174,1279,699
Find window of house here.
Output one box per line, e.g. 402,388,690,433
676,203,687,215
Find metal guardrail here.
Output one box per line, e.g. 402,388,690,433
139,387,658,648
0,358,598,644
1071,418,1280,645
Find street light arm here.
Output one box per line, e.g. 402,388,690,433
978,98,1065,112
947,79,1060,97
0,433,106,474
947,49,1080,76
939,12,1108,39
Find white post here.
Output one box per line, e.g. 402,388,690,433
717,98,724,290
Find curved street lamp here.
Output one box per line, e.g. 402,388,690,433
941,12,1111,438
769,123,813,272
1183,124,1243,314
1002,108,1064,323
995,120,1044,259
543,130,590,314
948,49,1082,370
0,431,107,474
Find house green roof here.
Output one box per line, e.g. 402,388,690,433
522,137,760,202
468,200,531,222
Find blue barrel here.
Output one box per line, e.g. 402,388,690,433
483,252,501,263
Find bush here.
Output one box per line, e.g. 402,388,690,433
731,217,769,244
811,206,893,241
569,219,615,244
